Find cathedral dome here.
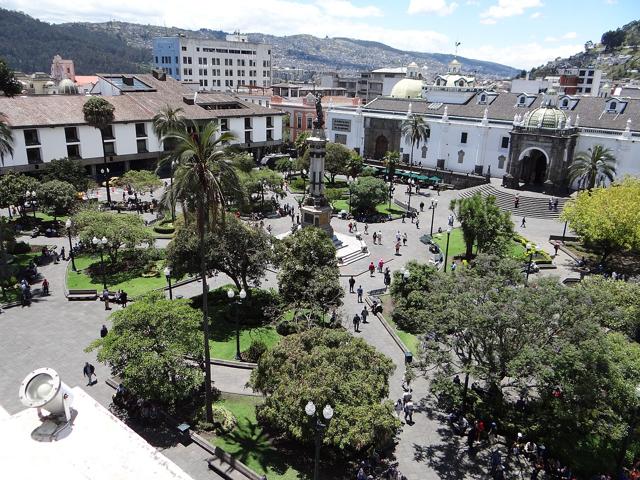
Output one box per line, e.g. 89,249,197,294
390,78,423,99
59,78,78,95
524,106,567,129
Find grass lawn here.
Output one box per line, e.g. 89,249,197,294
66,254,167,297
211,394,301,480
34,211,69,223
379,294,420,353
0,252,41,304
210,319,280,361
331,199,405,217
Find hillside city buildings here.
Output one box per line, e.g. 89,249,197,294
152,33,273,91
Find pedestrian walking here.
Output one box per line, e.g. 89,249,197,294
100,324,108,338
394,399,403,418
402,212,406,223
554,198,559,211
353,313,361,332
377,231,382,244
83,362,96,386
396,230,401,243
521,217,526,228
348,222,353,233
349,275,356,293
548,198,553,210
353,221,358,232
402,233,407,246
554,242,560,256
60,246,66,260
420,201,424,212
514,193,520,209
361,306,369,323
296,214,299,224
451,262,456,271
357,285,363,303
369,262,375,277
41,278,49,296
378,258,384,273
364,223,369,235
395,242,401,255
448,214,454,227
120,290,128,308
384,272,391,287
404,400,414,424
415,218,420,229
102,288,111,310
372,231,377,244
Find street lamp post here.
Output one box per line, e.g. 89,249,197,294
92,236,108,290
25,190,37,218
164,266,173,300
65,219,77,272
170,160,177,222
348,179,353,215
388,181,394,210
305,401,334,480
227,288,247,361
443,227,452,272
561,220,568,243
429,198,438,236
260,180,267,211
407,179,415,222
525,243,541,286
100,166,112,204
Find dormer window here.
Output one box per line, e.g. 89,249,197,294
458,80,465,86
561,99,569,108
519,96,525,105
608,101,617,111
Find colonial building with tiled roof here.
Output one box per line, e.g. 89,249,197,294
0,71,284,176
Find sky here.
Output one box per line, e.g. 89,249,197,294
2,0,638,69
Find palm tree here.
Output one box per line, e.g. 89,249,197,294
152,105,186,147
401,114,429,167
568,144,616,190
162,120,239,423
383,150,400,181
0,112,12,166
83,97,115,203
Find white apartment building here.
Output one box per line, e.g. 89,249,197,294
0,72,284,176
153,34,272,92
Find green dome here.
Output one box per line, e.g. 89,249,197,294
390,79,423,99
524,106,566,129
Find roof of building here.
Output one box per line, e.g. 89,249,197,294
0,74,283,128
525,106,567,129
435,74,476,87
363,92,639,131
389,79,423,99
371,67,406,74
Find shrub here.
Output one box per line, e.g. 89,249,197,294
275,318,300,336
290,177,306,191
243,339,269,362
9,241,31,254
208,286,281,327
211,405,238,434
153,220,175,234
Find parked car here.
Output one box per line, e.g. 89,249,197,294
260,153,289,169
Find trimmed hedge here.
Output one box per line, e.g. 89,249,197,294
153,220,175,234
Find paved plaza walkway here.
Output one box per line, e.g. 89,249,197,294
0,181,579,479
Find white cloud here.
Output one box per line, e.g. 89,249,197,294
408,0,458,16
2,0,450,54
465,0,480,5
563,31,577,39
468,42,582,69
530,11,541,19
317,0,382,18
480,0,543,21
544,32,578,42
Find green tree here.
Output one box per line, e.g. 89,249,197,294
87,292,204,406
449,193,514,258
324,142,351,184
276,227,343,318
82,97,115,203
73,208,154,264
602,28,626,51
0,111,12,166
37,180,77,220
250,328,400,453
569,144,617,190
43,157,92,192
350,176,389,214
167,215,273,293
162,120,239,423
230,152,256,174
294,131,311,158
0,58,21,97
115,169,162,196
401,114,429,166
274,156,293,178
239,168,283,211
0,171,39,217
561,177,640,262
345,151,364,179
0,216,18,300
152,104,186,144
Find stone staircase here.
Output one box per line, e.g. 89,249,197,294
457,184,570,219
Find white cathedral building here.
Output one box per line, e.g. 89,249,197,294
326,59,640,191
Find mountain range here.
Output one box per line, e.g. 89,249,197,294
0,8,518,79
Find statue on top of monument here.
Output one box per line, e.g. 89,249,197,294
313,92,324,130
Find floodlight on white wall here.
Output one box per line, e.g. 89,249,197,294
18,367,73,422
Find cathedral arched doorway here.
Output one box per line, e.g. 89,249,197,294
374,135,389,160
519,148,548,185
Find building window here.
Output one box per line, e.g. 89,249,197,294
220,119,229,131
457,150,465,163
244,131,252,143
579,70,586,76
331,118,351,132
561,99,569,109
26,148,42,164
586,78,593,85
421,145,427,158
306,116,313,130
64,127,79,143
296,114,302,129
103,142,116,155
519,96,525,105
136,139,148,153
24,129,40,146
266,116,273,128
181,46,187,51
66,144,81,159
501,136,509,149
244,118,252,129
334,134,347,144
460,132,468,144
480,94,486,103
498,155,506,169
267,130,273,141
585,88,591,93
135,123,146,138
100,125,114,140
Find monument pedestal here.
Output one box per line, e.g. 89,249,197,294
301,200,334,238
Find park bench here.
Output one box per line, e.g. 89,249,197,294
67,289,98,300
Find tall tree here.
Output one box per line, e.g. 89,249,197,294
350,176,388,214
37,180,77,220
162,120,239,423
383,150,400,181
0,111,12,167
449,193,514,258
115,169,162,196
0,58,21,97
401,114,429,166
569,144,617,190
152,105,186,150
0,171,39,217
43,157,92,192
345,151,364,179
324,142,351,184
82,97,115,203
